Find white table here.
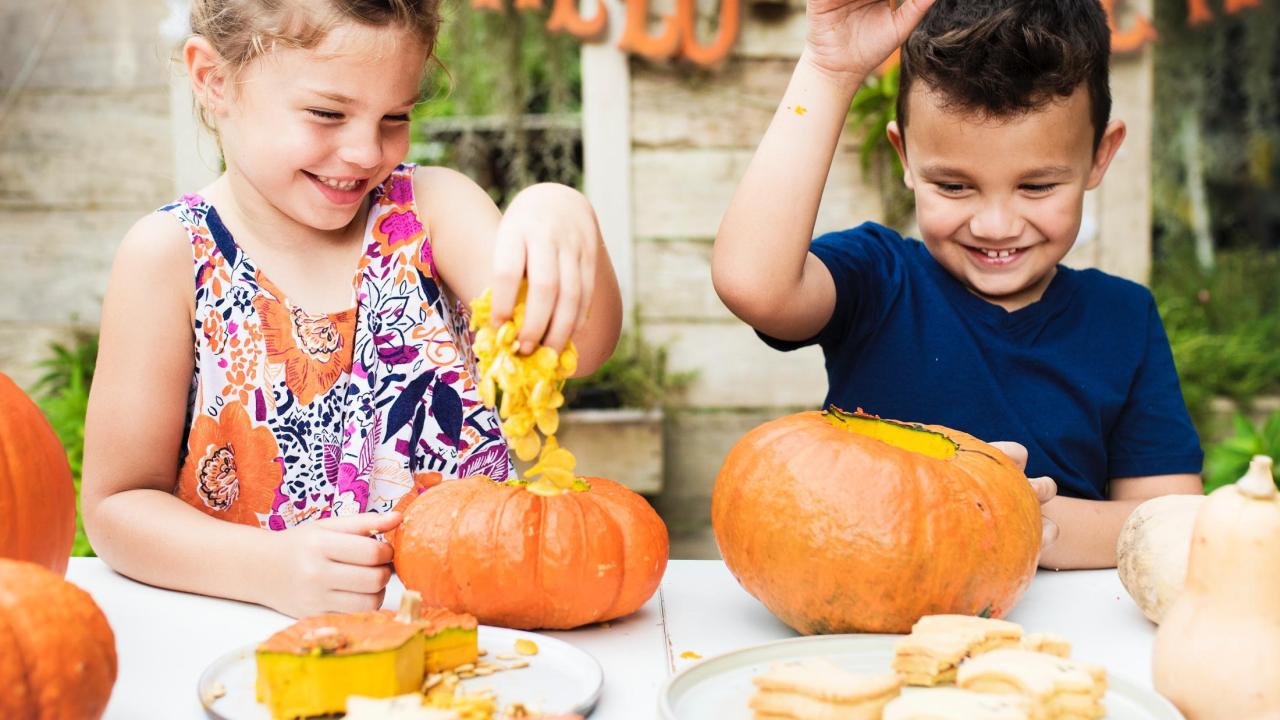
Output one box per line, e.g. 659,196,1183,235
67,558,1159,719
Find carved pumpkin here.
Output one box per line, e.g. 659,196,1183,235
394,475,669,630
712,408,1041,634
0,559,117,719
0,372,76,575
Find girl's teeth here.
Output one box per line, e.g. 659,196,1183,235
315,175,359,191
982,248,1019,258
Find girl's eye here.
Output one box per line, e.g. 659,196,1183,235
308,109,343,120
385,114,412,123
935,183,967,194
1022,183,1058,194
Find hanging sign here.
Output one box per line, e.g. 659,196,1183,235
472,0,740,67
475,0,1262,66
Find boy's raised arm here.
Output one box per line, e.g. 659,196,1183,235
712,0,934,341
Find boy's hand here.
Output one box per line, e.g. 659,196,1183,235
805,0,935,80
489,183,601,355
264,511,401,618
988,441,1060,549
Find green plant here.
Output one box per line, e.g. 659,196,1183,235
563,322,695,411
1152,248,1280,430
1203,411,1280,495
32,331,98,557
846,63,915,232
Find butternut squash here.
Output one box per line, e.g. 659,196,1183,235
1152,455,1280,719
1115,494,1205,623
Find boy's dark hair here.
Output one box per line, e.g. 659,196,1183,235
896,0,1112,151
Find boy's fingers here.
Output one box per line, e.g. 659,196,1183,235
988,440,1028,471
1029,476,1057,504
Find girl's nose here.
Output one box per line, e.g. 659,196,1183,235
337,124,383,169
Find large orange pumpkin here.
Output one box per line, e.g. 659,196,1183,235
394,476,669,630
0,373,76,575
712,408,1041,634
0,559,117,719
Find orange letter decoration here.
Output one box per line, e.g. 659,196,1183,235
1101,0,1157,53
618,0,682,60
677,0,740,67
547,0,609,40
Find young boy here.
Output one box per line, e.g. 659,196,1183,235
712,0,1203,569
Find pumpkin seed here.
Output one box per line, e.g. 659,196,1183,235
514,638,539,656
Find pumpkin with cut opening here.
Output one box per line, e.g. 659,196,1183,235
712,407,1041,634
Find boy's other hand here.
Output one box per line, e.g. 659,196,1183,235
265,511,401,618
988,440,1060,550
804,0,935,80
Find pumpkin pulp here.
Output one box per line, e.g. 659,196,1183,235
823,407,959,460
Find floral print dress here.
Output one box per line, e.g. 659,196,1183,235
165,164,512,531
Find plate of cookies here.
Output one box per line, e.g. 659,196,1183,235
659,615,1184,719
199,593,600,719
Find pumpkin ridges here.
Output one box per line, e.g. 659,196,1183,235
394,475,667,629
713,411,1039,634
0,373,76,575
0,559,116,719
586,478,669,621
0,609,35,720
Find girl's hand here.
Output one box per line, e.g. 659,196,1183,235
804,0,935,80
488,183,602,354
263,511,402,618
989,441,1061,549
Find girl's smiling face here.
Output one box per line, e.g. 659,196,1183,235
889,84,1125,312
209,21,428,233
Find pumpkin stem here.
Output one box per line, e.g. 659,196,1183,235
822,406,958,460
1237,455,1277,500
396,590,423,623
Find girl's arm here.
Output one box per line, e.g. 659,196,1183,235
419,168,622,375
1037,473,1204,570
82,212,397,618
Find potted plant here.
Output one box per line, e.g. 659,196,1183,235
554,321,695,495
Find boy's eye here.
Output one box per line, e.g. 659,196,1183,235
1022,183,1058,194
935,183,968,194
384,114,412,123
307,109,343,120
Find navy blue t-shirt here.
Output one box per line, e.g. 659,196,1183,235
761,222,1203,500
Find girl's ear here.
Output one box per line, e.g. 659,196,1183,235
886,120,914,191
184,37,228,118
1085,119,1126,191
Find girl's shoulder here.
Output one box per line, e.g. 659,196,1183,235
115,205,197,275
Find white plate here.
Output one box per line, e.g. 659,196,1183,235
659,634,1184,719
200,625,602,718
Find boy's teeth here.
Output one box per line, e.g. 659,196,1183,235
982,248,1019,258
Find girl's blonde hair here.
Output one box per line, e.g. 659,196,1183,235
189,0,442,134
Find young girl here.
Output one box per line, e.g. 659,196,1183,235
81,0,622,618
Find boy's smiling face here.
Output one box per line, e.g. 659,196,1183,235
888,83,1125,312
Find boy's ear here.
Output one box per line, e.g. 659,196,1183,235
886,121,915,191
184,37,228,118
1085,120,1127,191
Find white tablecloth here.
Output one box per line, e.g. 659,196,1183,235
66,558,1159,719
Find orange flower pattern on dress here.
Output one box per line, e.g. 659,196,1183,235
177,401,283,526
161,165,510,532
254,274,356,407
